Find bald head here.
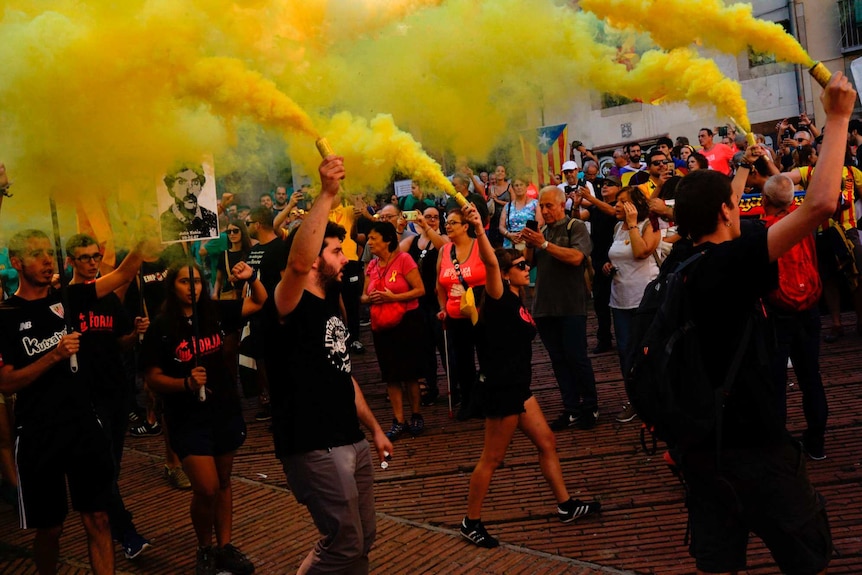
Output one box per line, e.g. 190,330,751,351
762,174,794,210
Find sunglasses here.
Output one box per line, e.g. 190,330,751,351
227,228,241,234
74,253,103,263
511,260,529,271
651,160,672,166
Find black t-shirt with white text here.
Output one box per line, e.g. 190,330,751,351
0,283,98,431
270,289,363,457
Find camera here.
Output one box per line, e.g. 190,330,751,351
783,129,793,140
403,210,419,221
717,126,728,138
525,219,538,231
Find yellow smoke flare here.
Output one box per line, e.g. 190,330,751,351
602,48,752,131
290,113,456,196
180,57,319,138
579,0,813,66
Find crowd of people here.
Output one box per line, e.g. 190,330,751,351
0,72,857,575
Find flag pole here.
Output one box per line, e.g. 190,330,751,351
48,192,78,373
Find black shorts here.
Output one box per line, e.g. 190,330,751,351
16,416,113,528
168,412,247,460
683,440,832,574
474,376,532,418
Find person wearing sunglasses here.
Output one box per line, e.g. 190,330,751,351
214,220,252,301
400,206,448,406
459,204,600,549
638,150,671,199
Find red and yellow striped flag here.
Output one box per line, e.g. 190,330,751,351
519,124,568,187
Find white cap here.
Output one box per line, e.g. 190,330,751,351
562,161,579,171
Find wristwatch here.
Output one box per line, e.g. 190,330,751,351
540,240,549,250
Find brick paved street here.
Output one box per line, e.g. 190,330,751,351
1,311,860,574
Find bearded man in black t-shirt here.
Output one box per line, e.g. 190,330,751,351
0,229,147,575
271,157,392,574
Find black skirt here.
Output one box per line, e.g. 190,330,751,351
371,307,425,382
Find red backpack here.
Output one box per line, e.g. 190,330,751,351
762,210,822,311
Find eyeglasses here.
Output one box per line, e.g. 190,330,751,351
511,260,529,271
424,215,439,220
227,228,241,234
445,220,464,226
74,253,103,263
650,160,672,166
245,220,258,225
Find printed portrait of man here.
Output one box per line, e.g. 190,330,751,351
158,162,218,243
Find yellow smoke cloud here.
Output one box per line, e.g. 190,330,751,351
603,48,752,131
1,0,771,240
579,0,813,66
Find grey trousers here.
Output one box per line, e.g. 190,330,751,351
281,439,376,575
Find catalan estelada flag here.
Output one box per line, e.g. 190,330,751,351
519,124,568,187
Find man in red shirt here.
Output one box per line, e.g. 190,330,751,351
697,128,734,175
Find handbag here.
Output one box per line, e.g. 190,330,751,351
370,301,409,331
368,253,409,331
451,244,479,325
219,251,239,300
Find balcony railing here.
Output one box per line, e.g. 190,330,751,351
839,0,862,52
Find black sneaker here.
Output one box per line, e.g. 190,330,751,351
216,543,255,575
129,420,162,437
549,411,579,431
801,437,826,461
122,530,152,560
460,517,499,548
196,546,216,575
409,413,425,436
254,404,272,422
385,419,408,441
578,409,599,430
557,498,601,523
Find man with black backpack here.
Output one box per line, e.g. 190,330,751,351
627,74,855,574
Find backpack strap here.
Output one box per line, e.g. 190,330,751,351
712,315,754,468
450,243,470,290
